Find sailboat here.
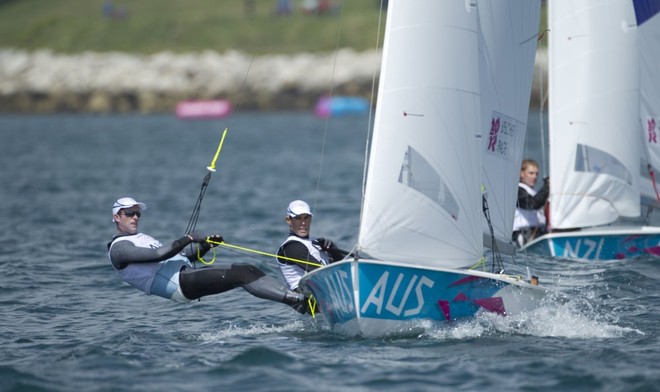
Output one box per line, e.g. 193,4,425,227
520,0,660,261
298,0,548,337
638,1,660,216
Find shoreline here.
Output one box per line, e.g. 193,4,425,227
0,48,547,114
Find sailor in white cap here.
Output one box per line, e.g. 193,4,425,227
107,197,310,313
276,200,349,291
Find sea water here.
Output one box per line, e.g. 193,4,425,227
0,112,658,391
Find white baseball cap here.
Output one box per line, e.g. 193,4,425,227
287,200,312,217
112,197,147,215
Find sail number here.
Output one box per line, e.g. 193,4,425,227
558,238,605,259
319,268,354,315
361,271,434,317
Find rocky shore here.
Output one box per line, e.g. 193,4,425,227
0,48,547,114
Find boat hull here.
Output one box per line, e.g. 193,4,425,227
520,227,660,261
299,259,547,337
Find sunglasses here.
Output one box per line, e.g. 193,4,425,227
120,210,142,218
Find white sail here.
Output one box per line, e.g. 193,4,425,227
548,0,640,230
479,0,542,250
358,0,482,269
636,1,660,208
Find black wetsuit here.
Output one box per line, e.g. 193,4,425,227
107,233,307,311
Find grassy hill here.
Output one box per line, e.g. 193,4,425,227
0,0,388,54
0,0,547,55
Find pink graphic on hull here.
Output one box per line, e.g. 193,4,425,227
437,296,506,320
448,275,481,287
642,246,660,256
438,300,451,320
619,234,660,258
472,297,505,315
453,293,468,301
437,276,506,320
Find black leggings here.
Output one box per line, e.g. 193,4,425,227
178,263,265,300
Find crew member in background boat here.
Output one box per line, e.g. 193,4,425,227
107,197,310,314
512,159,550,247
277,200,348,292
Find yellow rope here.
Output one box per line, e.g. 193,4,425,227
307,295,318,317
196,245,217,265
203,238,321,317
204,238,323,267
466,256,528,282
200,240,522,286
469,256,486,271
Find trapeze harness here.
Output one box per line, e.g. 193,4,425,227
108,233,191,302
277,235,331,291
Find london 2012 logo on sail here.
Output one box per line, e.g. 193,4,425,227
485,111,522,159
648,117,657,144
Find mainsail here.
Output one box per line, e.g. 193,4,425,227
548,0,641,229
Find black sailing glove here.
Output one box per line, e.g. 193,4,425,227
173,231,205,253
313,237,336,251
187,231,207,243
206,234,224,247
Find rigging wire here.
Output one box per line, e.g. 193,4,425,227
482,194,505,273
514,27,551,271
183,56,254,259
185,128,228,237
647,164,660,206
538,29,549,177
310,1,387,260
356,0,387,255
311,2,346,215
307,1,385,260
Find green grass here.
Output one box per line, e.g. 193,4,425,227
0,0,387,54
0,0,547,54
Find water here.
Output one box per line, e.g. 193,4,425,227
1,112,659,392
